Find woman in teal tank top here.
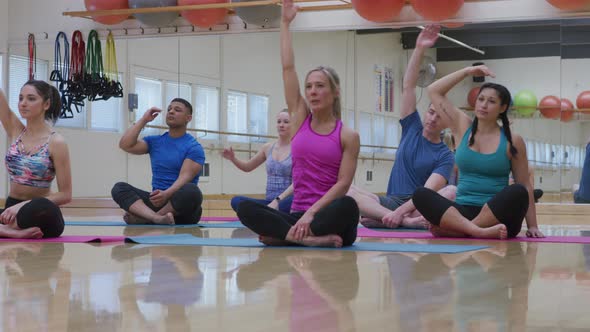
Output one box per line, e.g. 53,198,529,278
412,65,544,239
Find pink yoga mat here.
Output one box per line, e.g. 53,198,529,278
200,217,239,222
0,235,126,243
356,228,590,244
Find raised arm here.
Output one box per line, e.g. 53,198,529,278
222,142,270,172
0,89,25,138
510,134,544,238
281,0,309,132
119,107,160,155
400,25,440,119
427,65,495,138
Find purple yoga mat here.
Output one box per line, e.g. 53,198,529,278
356,228,590,244
0,235,126,243
200,216,239,222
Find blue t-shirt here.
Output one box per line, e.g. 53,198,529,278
143,132,206,190
578,143,590,200
387,111,455,196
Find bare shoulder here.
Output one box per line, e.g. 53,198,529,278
510,132,526,148
49,132,69,151
341,125,360,147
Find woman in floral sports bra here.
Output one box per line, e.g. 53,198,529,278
0,80,72,238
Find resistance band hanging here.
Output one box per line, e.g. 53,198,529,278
27,33,36,80
103,31,123,100
63,30,86,118
51,32,72,119
84,30,105,101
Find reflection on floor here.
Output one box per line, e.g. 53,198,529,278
1,209,590,331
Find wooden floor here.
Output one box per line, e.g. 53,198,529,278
2,204,590,331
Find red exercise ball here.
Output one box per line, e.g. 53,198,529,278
443,22,465,28
85,0,129,25
539,95,561,119
179,0,228,28
561,98,575,122
576,90,590,109
410,0,464,21
352,0,405,23
467,86,480,108
546,0,590,10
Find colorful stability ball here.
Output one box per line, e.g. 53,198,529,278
85,0,129,25
234,0,280,27
539,95,561,119
410,0,464,21
351,0,405,23
467,86,480,108
513,90,538,117
179,0,228,28
561,98,575,122
129,0,178,26
576,90,590,109
546,0,590,10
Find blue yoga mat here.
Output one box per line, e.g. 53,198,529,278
65,221,200,228
125,234,488,253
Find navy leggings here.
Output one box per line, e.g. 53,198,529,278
237,196,360,246
413,184,529,238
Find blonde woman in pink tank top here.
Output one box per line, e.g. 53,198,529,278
237,0,361,248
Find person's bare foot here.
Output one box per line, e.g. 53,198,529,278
0,226,44,239
401,216,429,229
429,224,466,238
360,217,386,228
259,236,293,246
123,212,152,225
475,224,508,240
298,234,343,248
153,212,175,225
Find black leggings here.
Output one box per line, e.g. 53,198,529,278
111,182,203,224
1,197,64,238
413,184,529,238
237,196,360,246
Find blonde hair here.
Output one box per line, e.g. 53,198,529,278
305,66,342,120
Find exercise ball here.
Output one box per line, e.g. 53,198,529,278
234,0,280,27
179,0,228,28
467,86,480,108
410,0,464,21
85,0,129,25
352,0,405,23
561,98,575,122
546,0,590,10
513,90,537,117
539,95,561,119
129,0,178,26
576,90,590,109
443,22,465,28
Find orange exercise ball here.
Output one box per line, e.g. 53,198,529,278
443,22,465,28
467,86,480,108
85,0,129,25
179,0,228,28
576,90,590,109
410,0,464,21
539,95,561,119
561,98,575,122
546,0,590,10
351,0,405,23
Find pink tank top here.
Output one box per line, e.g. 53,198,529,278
291,114,343,212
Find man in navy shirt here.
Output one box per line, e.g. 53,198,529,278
347,25,455,229
112,98,205,225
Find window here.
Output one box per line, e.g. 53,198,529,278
194,86,219,140
384,117,399,152
226,91,269,143
345,109,355,130
135,77,163,136
372,114,386,152
359,112,372,153
8,55,48,120
90,97,121,132
165,81,191,108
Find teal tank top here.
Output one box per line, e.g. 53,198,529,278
455,126,511,206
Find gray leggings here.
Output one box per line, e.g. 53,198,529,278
111,182,203,224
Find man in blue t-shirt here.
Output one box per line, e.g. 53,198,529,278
347,25,456,229
574,138,590,204
112,98,205,225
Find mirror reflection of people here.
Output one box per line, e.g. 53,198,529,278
2,243,70,331
113,242,204,332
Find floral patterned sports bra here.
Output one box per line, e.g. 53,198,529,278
5,129,56,188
